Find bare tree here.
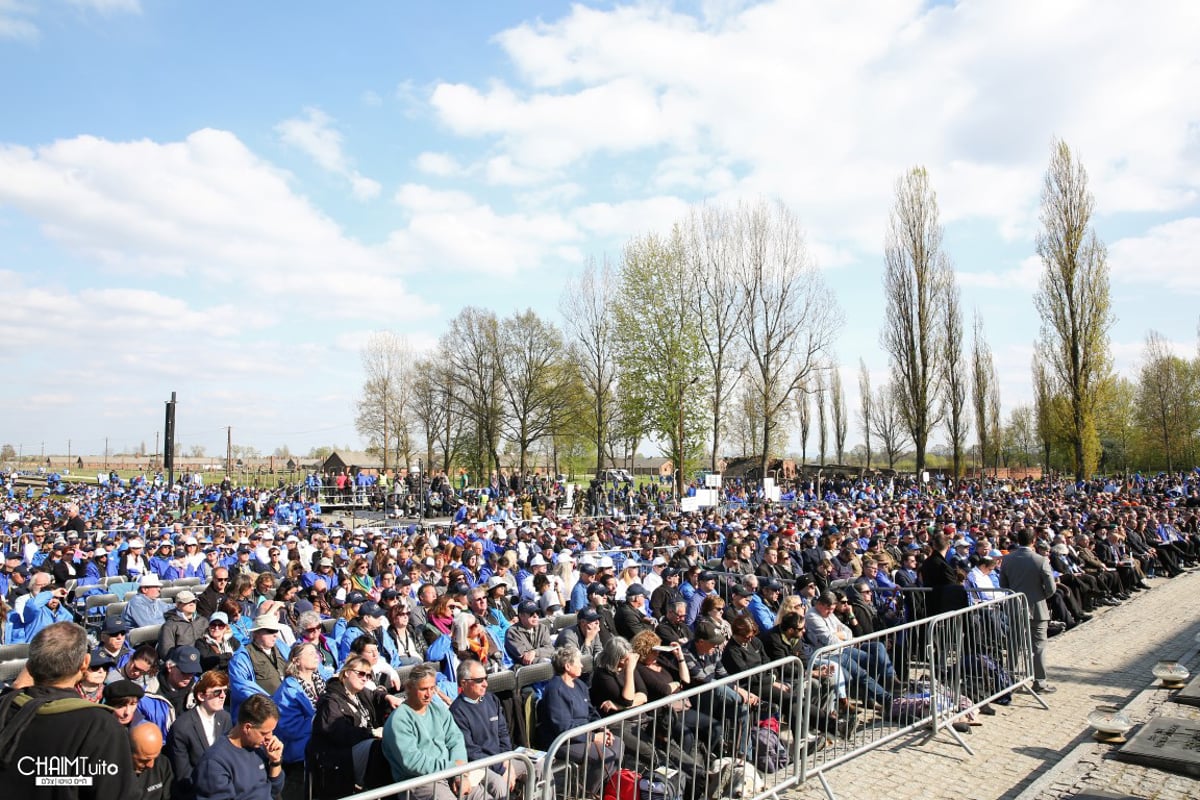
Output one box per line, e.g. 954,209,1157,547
871,381,909,470
409,356,445,472
1033,139,1115,480
498,309,574,483
881,167,951,475
1135,331,1198,472
561,258,619,479
735,200,842,480
684,205,744,472
797,376,812,465
442,308,503,481
355,331,414,473
858,359,873,470
971,313,997,476
831,365,847,463
815,370,828,466
1005,406,1037,468
1031,350,1055,472
942,285,969,477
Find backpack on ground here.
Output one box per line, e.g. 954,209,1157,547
752,725,790,774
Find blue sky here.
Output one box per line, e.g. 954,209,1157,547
2,0,1198,461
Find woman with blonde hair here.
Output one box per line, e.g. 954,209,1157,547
614,561,641,601
775,592,806,627
309,655,400,798
272,642,327,794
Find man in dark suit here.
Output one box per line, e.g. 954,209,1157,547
166,673,233,800
919,533,967,616
999,527,1058,694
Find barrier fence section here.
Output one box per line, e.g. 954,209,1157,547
339,751,538,800
799,591,1041,800
538,656,809,800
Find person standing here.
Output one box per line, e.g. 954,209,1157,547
999,528,1058,694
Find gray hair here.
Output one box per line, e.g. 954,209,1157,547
456,658,487,683
297,611,322,632
28,621,89,684
552,645,581,675
407,662,439,686
595,635,632,673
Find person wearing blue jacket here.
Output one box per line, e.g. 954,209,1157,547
228,613,291,720
191,693,286,800
21,573,76,641
272,642,326,797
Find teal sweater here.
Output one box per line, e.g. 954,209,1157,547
382,700,467,782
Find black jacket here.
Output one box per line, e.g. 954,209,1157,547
308,678,392,798
166,705,232,800
0,686,133,800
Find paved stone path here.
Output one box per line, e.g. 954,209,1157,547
785,570,1200,800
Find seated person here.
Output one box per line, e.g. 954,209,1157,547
166,670,232,800
537,646,624,797
382,662,483,800
449,659,527,796
309,656,401,799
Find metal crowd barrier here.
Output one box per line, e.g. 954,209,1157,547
537,656,808,800
340,751,538,800
799,591,1041,800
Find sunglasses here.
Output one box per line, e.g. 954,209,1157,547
347,669,371,679
462,676,489,685
206,688,229,698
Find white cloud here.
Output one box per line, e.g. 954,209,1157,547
275,107,381,200
0,0,37,39
389,183,582,277
1110,217,1200,293
430,0,1200,255
361,90,383,107
65,0,140,12
414,151,465,177
571,196,691,239
958,255,1043,291
0,130,427,319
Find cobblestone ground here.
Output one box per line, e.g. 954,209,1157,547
784,570,1200,800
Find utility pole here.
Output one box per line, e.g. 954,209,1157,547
154,432,159,469
104,438,108,471
226,426,232,476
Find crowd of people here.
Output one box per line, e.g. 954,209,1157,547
2,468,1200,800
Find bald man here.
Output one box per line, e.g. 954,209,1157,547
130,721,174,800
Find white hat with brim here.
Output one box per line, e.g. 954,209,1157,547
249,615,285,634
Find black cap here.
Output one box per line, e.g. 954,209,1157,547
699,571,716,582
587,583,609,596
517,600,540,615
625,583,647,598
168,646,202,675
578,607,601,622
89,653,117,671
103,618,130,635
103,679,145,704
579,563,598,576
345,590,367,605
733,584,755,597
380,588,399,601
